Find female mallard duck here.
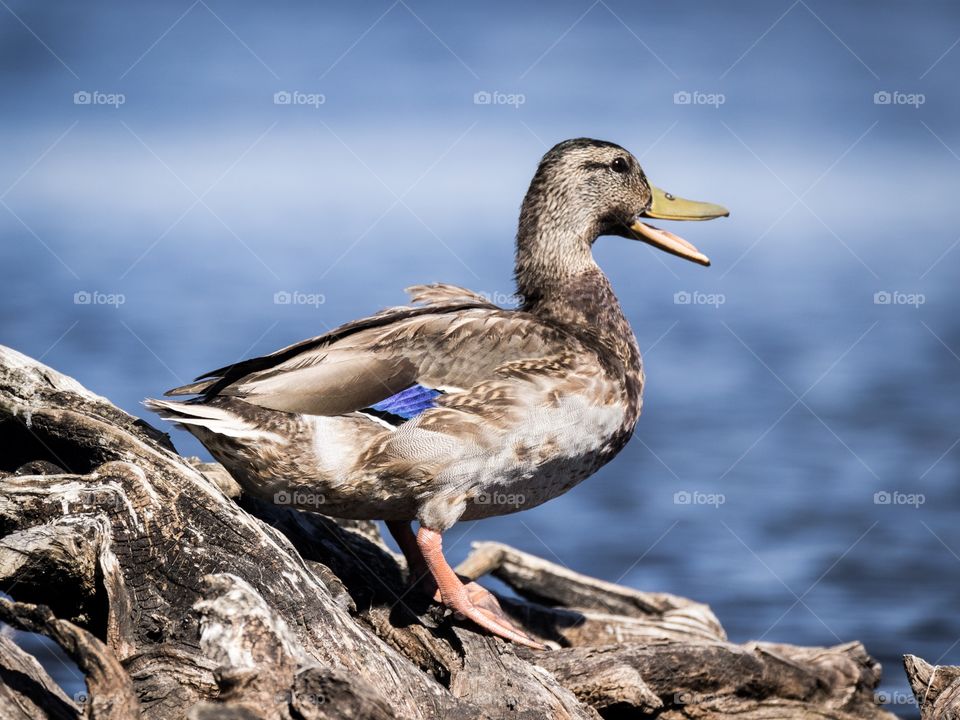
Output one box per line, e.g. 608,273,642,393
147,138,727,648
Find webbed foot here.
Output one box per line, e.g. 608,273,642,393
416,526,545,649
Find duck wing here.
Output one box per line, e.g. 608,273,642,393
166,285,579,418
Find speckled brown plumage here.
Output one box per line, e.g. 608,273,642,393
143,137,730,647
148,140,687,534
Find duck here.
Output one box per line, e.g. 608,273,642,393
146,138,728,649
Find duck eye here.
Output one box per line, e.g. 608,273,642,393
611,157,629,173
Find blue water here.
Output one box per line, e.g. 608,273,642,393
2,1,959,714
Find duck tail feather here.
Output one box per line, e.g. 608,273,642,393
143,398,281,441
163,379,217,396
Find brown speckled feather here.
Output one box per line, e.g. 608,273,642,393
186,299,591,417
147,139,680,533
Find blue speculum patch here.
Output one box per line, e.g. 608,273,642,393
369,384,442,420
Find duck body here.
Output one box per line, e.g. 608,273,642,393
147,138,726,647
150,277,642,531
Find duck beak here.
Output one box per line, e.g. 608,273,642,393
643,185,730,222
628,185,729,267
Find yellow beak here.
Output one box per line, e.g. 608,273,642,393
644,185,730,221
629,185,729,266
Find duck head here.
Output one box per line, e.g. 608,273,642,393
516,138,728,277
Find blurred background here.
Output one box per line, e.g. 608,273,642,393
1,0,958,715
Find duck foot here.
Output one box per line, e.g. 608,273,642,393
416,526,545,650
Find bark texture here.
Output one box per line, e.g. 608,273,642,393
904,654,960,719
0,344,898,719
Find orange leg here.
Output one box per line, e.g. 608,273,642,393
386,521,435,594
416,526,545,649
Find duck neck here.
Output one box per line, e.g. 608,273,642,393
514,207,639,369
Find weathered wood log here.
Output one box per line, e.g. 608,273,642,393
0,597,139,719
904,654,960,719
0,628,78,719
0,344,899,719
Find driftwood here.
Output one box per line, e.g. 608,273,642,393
0,344,900,719
904,655,960,719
